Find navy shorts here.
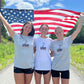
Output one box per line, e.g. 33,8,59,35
35,70,50,75
14,67,34,74
51,70,70,79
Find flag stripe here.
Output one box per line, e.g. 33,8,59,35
1,8,80,35
33,9,80,35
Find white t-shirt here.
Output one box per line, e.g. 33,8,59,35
34,37,52,70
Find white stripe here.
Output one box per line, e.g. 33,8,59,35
34,25,73,31
15,31,21,33
34,24,75,30
51,10,79,16
12,27,22,29
33,20,77,25
33,20,75,26
10,23,23,25
34,14,65,19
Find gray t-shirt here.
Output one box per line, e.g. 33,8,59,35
13,33,34,69
50,36,73,71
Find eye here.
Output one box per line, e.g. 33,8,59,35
25,26,28,28
29,27,32,30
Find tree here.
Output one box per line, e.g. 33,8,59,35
49,19,84,43
66,19,84,43
1,0,13,41
49,34,57,40
2,0,6,7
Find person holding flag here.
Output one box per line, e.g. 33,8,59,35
0,12,35,84
50,12,84,84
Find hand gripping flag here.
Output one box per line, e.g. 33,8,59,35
1,8,80,35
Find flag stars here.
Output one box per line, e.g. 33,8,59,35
8,17,10,19
28,18,30,20
8,13,10,15
14,12,16,14
25,16,27,18
12,21,14,23
1,9,3,11
1,8,34,24
19,12,21,14
10,10,13,13
29,11,32,13
30,15,32,17
28,13,30,15
4,16,7,18
4,11,7,13
17,14,19,16
22,14,24,16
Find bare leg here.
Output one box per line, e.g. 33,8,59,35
34,71,41,84
14,73,25,84
25,73,33,84
61,79,69,84
52,77,59,84
43,71,51,84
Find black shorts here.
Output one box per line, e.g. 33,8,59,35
51,70,70,79
14,67,34,74
35,70,50,75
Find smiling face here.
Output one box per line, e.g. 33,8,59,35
23,24,32,35
55,27,64,39
21,21,33,36
40,24,49,35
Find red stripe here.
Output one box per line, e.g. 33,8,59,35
11,9,80,35
34,12,73,17
11,24,23,27
34,23,74,28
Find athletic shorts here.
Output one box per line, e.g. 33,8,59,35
51,70,70,79
14,67,34,74
35,70,50,75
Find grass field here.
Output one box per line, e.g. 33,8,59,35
0,41,14,70
71,44,84,76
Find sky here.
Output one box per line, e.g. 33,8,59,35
4,0,84,12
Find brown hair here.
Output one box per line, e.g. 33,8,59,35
40,24,49,29
21,21,35,36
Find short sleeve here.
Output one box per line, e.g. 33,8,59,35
13,33,19,43
34,38,36,47
50,40,54,51
66,36,73,45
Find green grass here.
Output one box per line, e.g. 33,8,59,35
0,37,14,70
71,45,84,76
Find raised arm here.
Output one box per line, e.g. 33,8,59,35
71,12,84,41
0,12,15,38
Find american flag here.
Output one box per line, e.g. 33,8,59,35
1,8,80,35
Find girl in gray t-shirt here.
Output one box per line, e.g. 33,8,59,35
50,13,84,84
0,13,35,84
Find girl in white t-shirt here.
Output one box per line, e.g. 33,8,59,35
34,24,52,84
